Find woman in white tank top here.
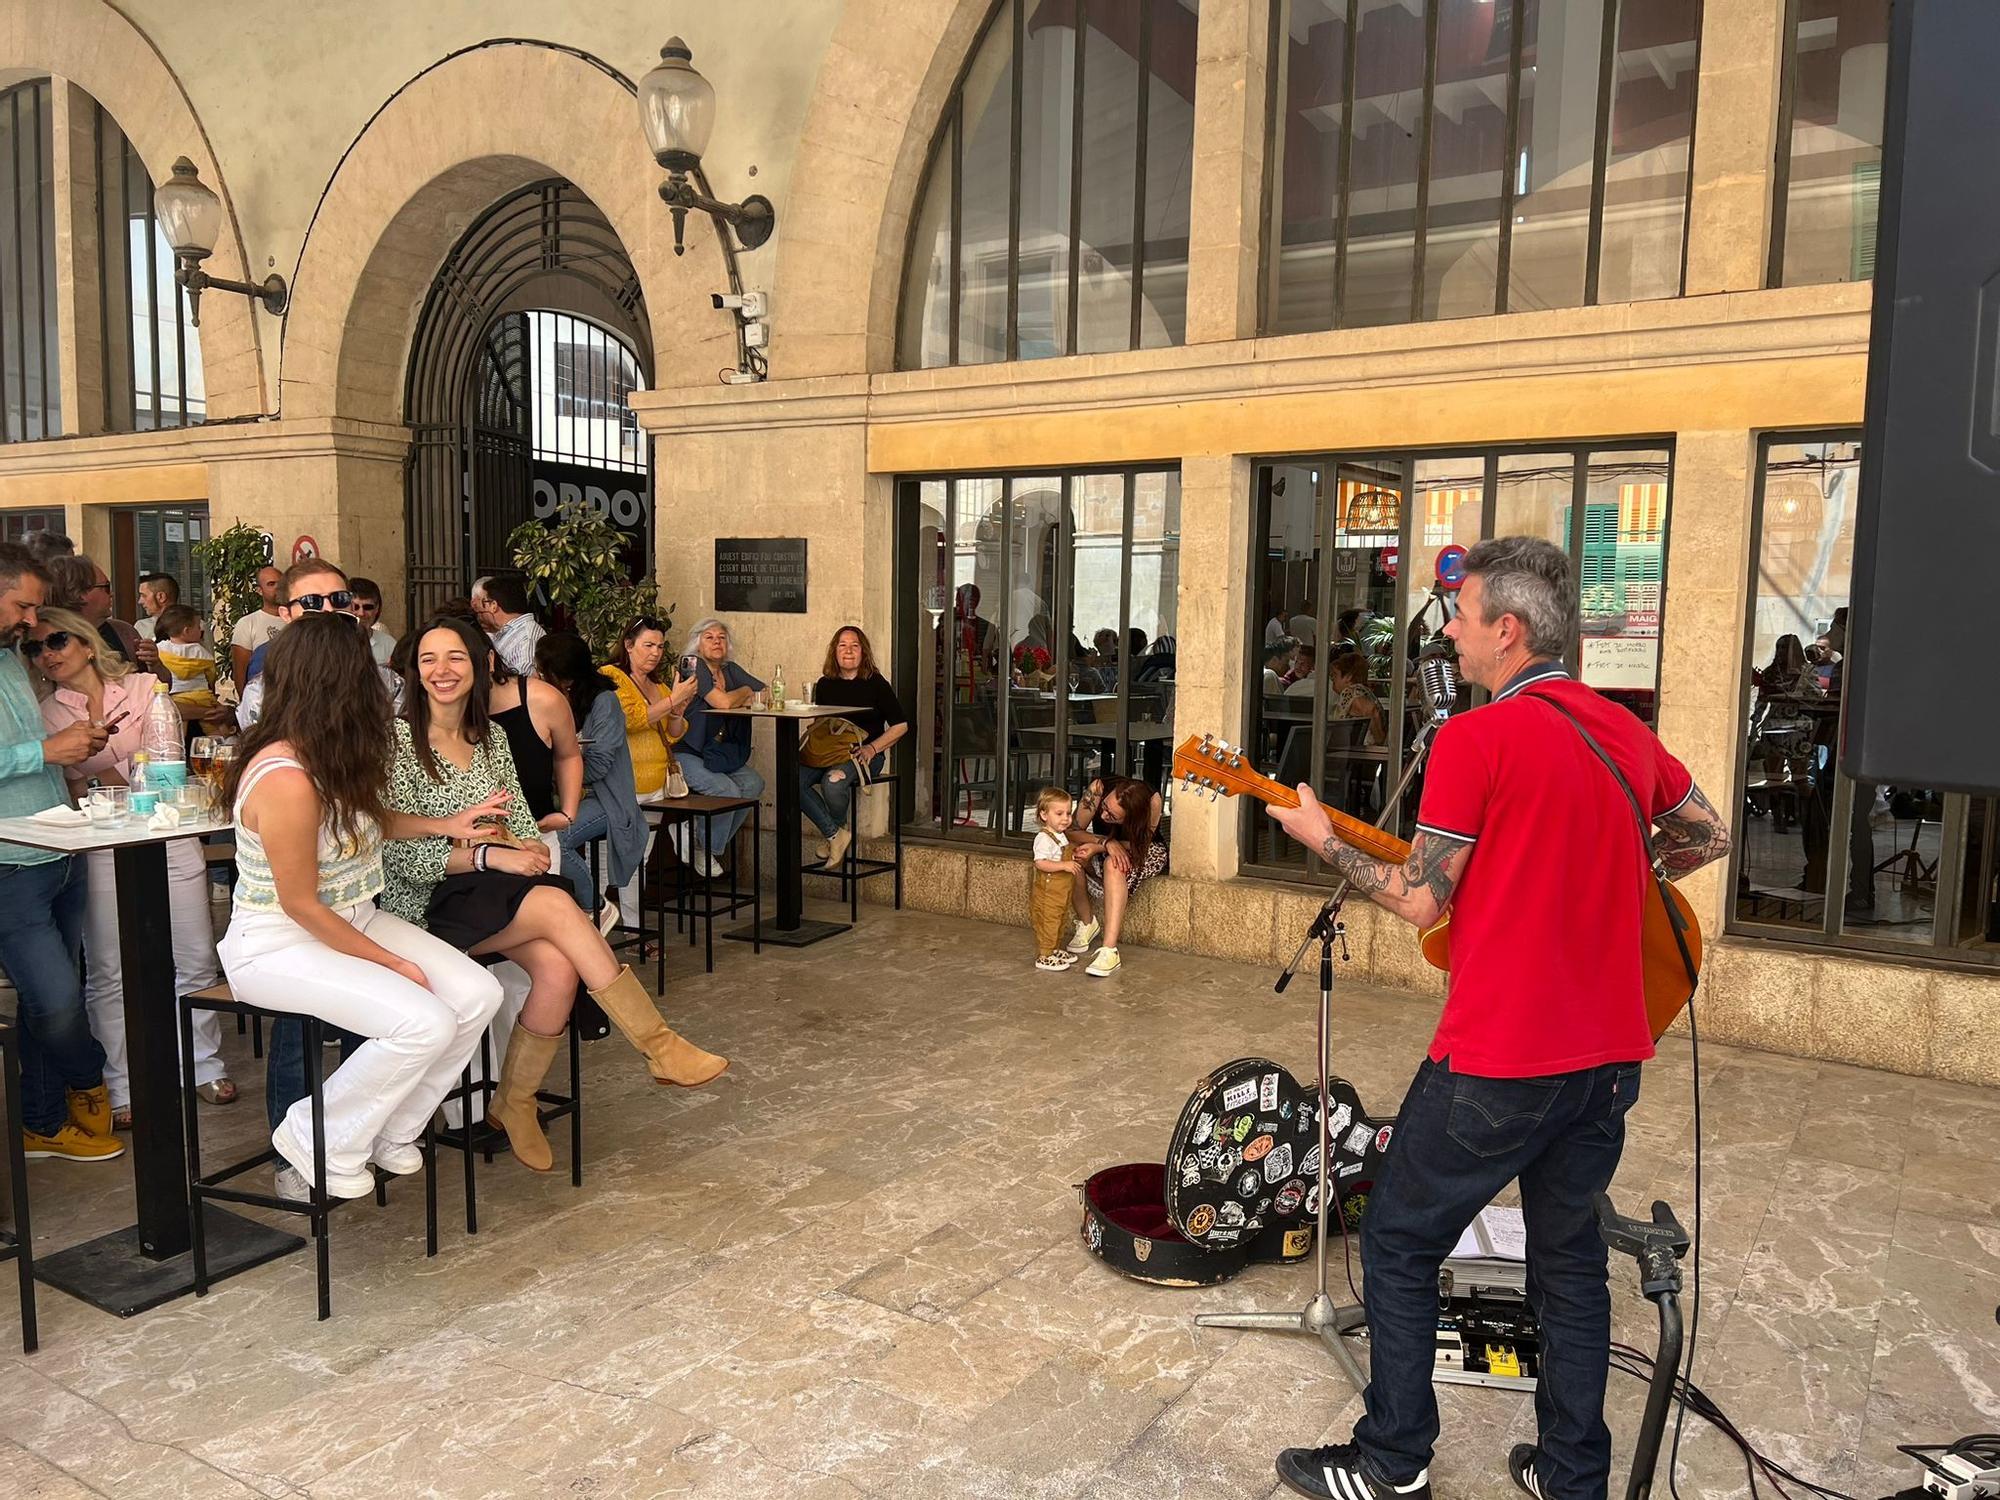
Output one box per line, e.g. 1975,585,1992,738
217,612,506,1198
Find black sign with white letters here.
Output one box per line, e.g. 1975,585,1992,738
715,537,808,614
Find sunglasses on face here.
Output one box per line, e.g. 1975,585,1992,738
291,591,357,613
22,631,73,659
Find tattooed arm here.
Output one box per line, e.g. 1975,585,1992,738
1266,783,1472,928
1650,781,1732,878
1315,830,1473,928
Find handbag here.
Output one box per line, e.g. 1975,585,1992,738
800,716,865,769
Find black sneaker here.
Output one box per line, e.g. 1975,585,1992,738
1276,1441,1432,1499
1508,1443,1547,1498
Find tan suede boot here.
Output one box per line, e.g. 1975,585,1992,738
487,1024,561,1172
590,965,729,1087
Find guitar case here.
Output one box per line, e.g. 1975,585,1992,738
1081,1058,1392,1286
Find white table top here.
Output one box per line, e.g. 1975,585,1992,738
708,704,868,719
0,807,230,855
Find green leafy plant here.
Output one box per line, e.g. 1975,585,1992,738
508,504,669,660
191,523,269,644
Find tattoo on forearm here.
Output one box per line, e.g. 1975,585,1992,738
1317,831,1466,915
1650,783,1732,878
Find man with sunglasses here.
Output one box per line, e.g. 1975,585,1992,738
0,543,125,1162
236,560,401,730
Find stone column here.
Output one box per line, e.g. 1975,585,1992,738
1657,427,1756,936
50,80,107,438
1166,451,1255,881
1183,0,1270,344
1683,0,1787,295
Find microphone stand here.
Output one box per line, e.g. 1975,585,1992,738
1194,703,1450,1395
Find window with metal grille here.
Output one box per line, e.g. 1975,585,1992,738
94,101,204,432
0,79,60,443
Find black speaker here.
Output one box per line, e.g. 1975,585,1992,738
1847,0,2000,795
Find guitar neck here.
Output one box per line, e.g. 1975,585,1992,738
1227,763,1413,865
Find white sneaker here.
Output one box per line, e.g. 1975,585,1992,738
669,823,692,865
274,1165,309,1202
1067,918,1100,954
699,849,725,879
271,1118,376,1200
370,1138,423,1176
1084,947,1121,978
597,893,621,937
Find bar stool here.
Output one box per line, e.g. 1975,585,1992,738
429,967,584,1236
801,770,905,922
647,796,760,984
180,985,434,1321
0,1020,36,1352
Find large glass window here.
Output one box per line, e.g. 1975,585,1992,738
1263,0,1701,333
95,103,204,432
1245,441,1672,879
898,0,1197,368
897,466,1181,843
1731,436,1997,965
1768,0,1888,288
0,79,60,442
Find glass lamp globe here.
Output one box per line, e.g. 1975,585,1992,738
154,157,224,259
638,38,716,172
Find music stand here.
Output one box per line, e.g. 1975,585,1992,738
1187,706,1449,1394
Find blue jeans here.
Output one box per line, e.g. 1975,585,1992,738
1353,1056,1641,1497
0,856,101,1134
265,1018,363,1133
799,753,884,839
678,754,764,854
559,799,610,909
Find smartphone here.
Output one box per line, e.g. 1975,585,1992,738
680,653,699,680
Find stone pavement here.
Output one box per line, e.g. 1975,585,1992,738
3,905,1995,1498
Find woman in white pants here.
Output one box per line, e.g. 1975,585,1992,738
30,607,229,1128
217,611,505,1199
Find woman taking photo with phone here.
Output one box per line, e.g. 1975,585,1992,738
31,606,235,1129
217,612,506,1197
600,616,699,911
387,616,726,1174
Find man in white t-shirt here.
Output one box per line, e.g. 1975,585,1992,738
229,565,283,690
134,572,178,641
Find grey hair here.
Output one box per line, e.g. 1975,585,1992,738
1463,535,1577,658
685,616,733,659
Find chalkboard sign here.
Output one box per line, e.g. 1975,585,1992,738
715,537,808,614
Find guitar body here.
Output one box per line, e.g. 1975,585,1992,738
1173,733,1703,1041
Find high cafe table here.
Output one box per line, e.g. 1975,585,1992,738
0,808,302,1315
711,703,866,948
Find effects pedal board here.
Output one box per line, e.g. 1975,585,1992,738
1434,1259,1540,1392
1879,1446,2000,1500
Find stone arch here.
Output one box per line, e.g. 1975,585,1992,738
280,41,736,424
0,0,268,416
773,0,995,378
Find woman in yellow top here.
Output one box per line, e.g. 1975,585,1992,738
598,616,698,924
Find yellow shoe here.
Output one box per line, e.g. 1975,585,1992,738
24,1123,127,1162
68,1084,112,1139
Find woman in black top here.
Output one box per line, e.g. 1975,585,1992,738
804,625,908,869
486,654,583,834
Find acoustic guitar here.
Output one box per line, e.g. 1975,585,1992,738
1172,733,1702,1040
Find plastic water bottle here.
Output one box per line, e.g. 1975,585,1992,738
141,680,187,789
770,665,786,711
129,752,157,817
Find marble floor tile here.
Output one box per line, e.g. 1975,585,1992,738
3,906,1995,1499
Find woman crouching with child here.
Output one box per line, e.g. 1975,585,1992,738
383,616,727,1173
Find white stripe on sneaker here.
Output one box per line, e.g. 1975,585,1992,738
1393,1471,1430,1494
1329,1469,1370,1500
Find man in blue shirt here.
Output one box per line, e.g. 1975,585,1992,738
0,543,124,1161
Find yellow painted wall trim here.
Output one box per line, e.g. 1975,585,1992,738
0,463,208,509
867,353,1868,473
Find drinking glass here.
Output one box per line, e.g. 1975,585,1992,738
88,786,130,828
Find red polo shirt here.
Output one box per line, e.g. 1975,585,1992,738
1414,665,1693,1077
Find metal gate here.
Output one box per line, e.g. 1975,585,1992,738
401,179,649,625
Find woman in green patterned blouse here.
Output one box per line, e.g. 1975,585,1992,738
386,617,728,1172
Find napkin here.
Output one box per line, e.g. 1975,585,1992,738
147,804,183,831
30,805,89,826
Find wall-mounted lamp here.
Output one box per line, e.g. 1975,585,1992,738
153,157,288,327
638,38,776,258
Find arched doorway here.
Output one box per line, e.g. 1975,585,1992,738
402,178,652,622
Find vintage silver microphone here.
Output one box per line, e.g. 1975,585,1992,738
1418,647,1458,722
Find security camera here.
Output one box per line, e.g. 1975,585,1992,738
711,290,768,319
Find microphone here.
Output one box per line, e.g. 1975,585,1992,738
1418,648,1458,720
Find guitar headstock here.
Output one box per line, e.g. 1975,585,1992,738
1172,734,1270,803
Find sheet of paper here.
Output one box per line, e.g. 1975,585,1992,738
1478,1205,1527,1261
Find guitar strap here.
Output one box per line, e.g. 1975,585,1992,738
1521,691,1701,991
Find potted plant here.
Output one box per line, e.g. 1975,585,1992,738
508,503,671,660
191,523,271,704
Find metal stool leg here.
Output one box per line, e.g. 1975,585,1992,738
567,1020,584,1190
424,1121,439,1258
3,1028,37,1353
304,1016,332,1322
181,996,211,1300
